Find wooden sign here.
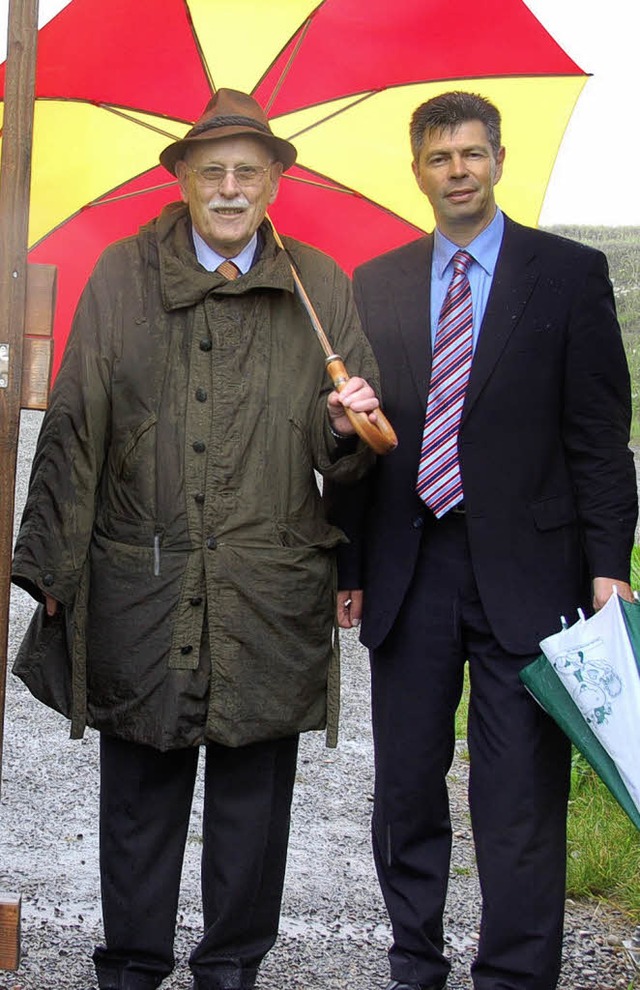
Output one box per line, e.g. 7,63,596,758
21,262,56,410
0,894,21,970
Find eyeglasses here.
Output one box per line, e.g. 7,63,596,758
187,164,273,187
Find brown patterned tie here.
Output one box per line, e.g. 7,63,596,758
216,259,241,280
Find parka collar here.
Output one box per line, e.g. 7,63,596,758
143,202,296,312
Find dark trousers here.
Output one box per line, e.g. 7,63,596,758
93,732,299,990
371,513,571,990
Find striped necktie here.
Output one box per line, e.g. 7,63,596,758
216,259,241,280
416,249,473,518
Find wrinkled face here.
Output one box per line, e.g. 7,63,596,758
176,135,283,257
412,120,505,244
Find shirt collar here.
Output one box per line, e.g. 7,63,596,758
433,208,504,279
191,227,258,274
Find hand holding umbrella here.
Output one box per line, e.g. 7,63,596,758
269,218,397,455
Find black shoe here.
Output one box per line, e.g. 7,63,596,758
385,981,447,990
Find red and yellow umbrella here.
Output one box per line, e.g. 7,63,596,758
0,0,587,378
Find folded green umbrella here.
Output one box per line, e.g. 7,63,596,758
520,592,640,830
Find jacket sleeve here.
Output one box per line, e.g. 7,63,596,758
12,253,116,605
562,249,638,580
321,265,380,589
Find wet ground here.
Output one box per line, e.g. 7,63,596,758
1,411,638,990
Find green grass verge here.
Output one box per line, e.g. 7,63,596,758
454,664,470,742
567,753,640,921
623,330,640,443
632,545,640,589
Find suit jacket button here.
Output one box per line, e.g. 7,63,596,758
411,516,424,529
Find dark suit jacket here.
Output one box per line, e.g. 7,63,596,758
326,216,638,655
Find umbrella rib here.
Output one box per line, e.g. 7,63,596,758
282,170,426,234
279,70,590,141
264,14,316,115
284,89,378,142
284,174,359,194
27,177,178,252
98,103,186,141
88,180,178,207
181,0,216,94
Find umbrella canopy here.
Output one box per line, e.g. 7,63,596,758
0,0,587,378
521,592,640,831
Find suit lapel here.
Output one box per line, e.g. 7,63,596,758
462,218,539,421
390,236,434,406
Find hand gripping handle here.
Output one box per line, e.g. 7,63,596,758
325,355,398,455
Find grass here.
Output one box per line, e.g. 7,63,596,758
566,753,640,921
632,546,640,589
454,664,470,742
623,330,640,443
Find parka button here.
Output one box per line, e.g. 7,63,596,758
206,535,217,550
195,387,208,402
180,644,193,655
192,440,206,453
42,573,55,586
190,596,203,607
194,493,205,504
199,338,212,352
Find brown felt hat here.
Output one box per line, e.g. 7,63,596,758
160,88,297,175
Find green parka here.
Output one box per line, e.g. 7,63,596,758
12,203,379,751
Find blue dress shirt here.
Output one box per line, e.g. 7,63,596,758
430,209,505,351
191,228,258,274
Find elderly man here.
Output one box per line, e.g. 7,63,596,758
12,89,380,990
326,91,637,990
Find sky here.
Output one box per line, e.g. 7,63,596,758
1,0,639,226
525,0,640,227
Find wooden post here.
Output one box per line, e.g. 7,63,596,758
0,0,41,970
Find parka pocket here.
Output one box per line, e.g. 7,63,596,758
12,603,73,719
106,413,159,522
114,413,158,481
206,541,336,743
276,519,347,550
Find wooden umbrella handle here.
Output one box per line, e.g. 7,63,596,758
326,356,398,455
267,215,398,456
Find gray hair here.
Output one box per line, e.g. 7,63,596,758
410,91,502,161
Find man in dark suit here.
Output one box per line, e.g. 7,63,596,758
325,92,638,990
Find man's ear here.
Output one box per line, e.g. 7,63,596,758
494,146,506,185
174,161,190,204
268,162,284,205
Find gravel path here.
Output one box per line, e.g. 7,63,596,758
1,412,638,990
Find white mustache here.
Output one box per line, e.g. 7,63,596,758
207,196,250,210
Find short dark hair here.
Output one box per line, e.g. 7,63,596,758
410,91,502,161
